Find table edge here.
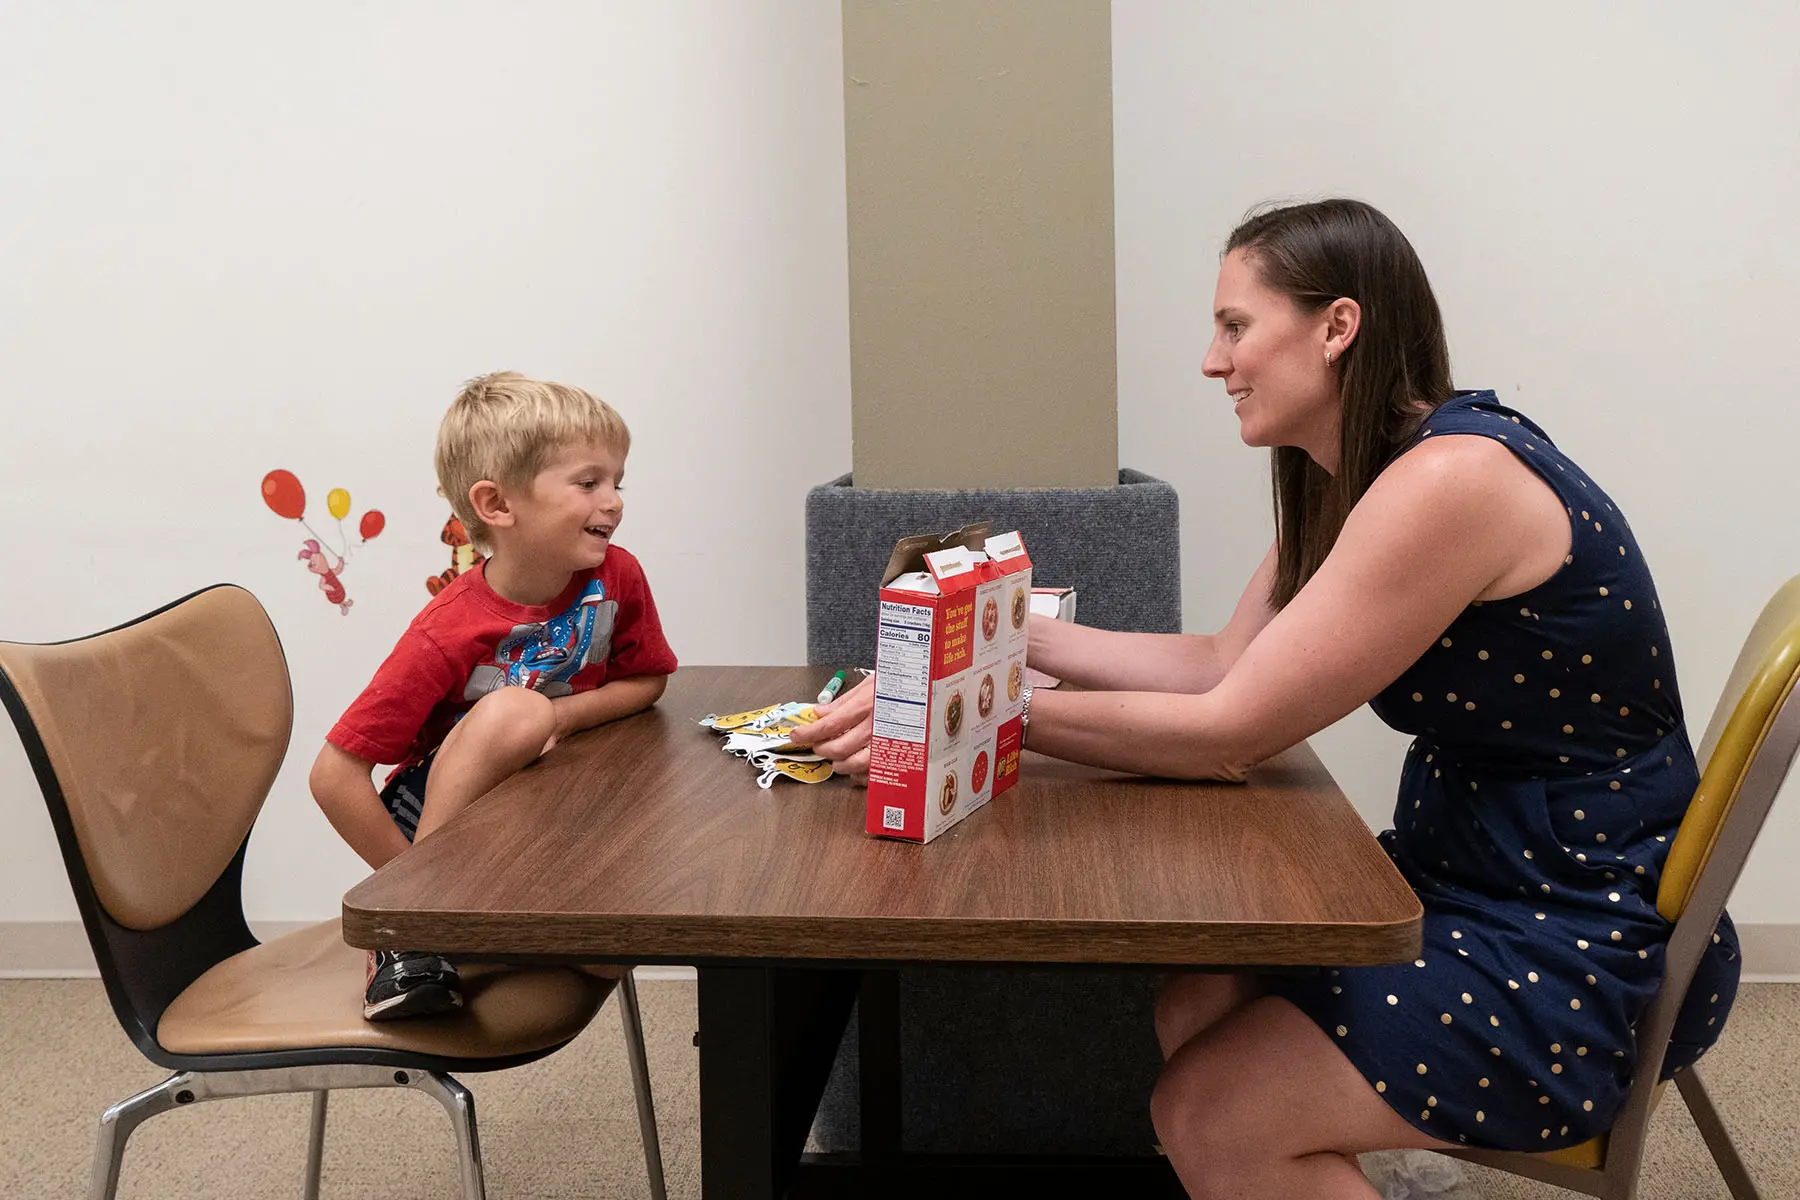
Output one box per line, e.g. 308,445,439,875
339,901,1424,967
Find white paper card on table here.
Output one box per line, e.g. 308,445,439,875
1023,587,1079,688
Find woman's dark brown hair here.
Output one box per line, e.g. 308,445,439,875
1225,199,1453,607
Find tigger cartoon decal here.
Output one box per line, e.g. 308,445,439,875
428,515,486,596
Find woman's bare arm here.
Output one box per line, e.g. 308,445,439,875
1021,436,1567,780
790,545,1279,774
1027,543,1279,693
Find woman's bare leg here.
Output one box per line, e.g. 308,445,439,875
1152,995,1455,1200
1154,971,1264,1059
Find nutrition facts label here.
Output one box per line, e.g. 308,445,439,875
874,599,932,742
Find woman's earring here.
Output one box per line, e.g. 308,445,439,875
1325,351,1335,366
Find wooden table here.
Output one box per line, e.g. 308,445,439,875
344,666,1421,1197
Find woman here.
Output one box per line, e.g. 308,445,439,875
788,199,1740,1199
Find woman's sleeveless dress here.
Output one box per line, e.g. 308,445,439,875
1272,391,1740,1151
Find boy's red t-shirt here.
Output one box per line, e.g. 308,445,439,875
327,545,677,775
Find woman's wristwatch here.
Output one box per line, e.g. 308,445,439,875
1019,684,1035,744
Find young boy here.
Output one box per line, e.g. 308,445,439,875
311,371,677,1020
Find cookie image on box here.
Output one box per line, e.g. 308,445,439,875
939,772,958,815
981,596,999,642
977,673,995,718
1007,661,1023,702
944,690,965,738
1010,585,1027,630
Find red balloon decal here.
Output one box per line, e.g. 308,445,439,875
359,510,386,540
261,470,306,520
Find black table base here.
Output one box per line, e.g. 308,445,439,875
696,966,1183,1199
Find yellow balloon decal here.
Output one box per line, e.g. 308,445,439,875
327,488,351,520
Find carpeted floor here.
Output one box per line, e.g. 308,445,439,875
1,977,1792,1198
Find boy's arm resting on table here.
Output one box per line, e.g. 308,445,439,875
549,672,669,742
1024,437,1551,781
309,743,412,871
1027,542,1280,694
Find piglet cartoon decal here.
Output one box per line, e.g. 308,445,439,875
298,539,352,614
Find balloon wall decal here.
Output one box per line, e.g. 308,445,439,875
259,470,385,615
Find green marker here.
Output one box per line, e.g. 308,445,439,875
817,669,848,704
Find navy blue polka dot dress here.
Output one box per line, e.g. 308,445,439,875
1272,391,1740,1151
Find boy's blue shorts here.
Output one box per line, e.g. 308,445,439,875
379,753,435,843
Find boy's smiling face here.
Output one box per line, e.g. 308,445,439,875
507,438,627,575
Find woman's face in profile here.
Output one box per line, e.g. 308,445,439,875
1201,249,1341,463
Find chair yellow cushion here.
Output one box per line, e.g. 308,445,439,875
157,919,612,1059
1525,1078,1667,1171
1660,608,1800,920
1535,1134,1605,1169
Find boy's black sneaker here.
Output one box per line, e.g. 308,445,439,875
363,949,463,1021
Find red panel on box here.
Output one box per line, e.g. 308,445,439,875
867,735,927,839
867,735,924,792
992,715,1022,797
933,595,975,679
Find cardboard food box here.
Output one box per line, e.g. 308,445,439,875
866,524,1033,842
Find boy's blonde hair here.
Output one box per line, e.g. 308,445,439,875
436,371,631,552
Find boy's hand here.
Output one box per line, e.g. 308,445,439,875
309,743,413,871
787,674,875,783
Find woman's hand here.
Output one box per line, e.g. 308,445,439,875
788,673,876,782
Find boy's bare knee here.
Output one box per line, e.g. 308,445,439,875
466,687,556,754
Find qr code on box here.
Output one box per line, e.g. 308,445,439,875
882,806,905,830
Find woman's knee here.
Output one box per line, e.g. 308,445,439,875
464,687,556,755
1154,972,1257,1058
1151,1055,1252,1195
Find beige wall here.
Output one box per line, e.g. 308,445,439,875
844,0,1118,489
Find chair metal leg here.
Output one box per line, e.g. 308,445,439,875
88,1064,487,1200
618,970,668,1200
411,1071,487,1200
90,1072,194,1200
303,1090,329,1200
1676,1065,1763,1200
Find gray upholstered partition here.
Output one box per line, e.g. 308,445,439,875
804,469,1182,1155
804,469,1181,668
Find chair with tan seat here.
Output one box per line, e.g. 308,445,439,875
0,584,666,1200
1447,573,1800,1200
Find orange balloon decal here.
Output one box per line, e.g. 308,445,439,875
261,470,306,520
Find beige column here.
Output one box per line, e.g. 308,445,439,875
844,0,1118,490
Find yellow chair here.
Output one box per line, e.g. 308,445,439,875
0,585,666,1200
1447,574,1800,1199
